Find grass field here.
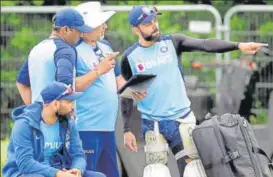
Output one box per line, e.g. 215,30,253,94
1,139,9,175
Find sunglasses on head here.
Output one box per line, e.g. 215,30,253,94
55,84,73,100
135,6,159,26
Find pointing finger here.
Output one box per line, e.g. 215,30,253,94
260,43,268,47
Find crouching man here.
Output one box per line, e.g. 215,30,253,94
2,82,105,177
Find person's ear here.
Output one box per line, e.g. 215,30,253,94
63,26,71,32
52,100,60,110
132,27,139,35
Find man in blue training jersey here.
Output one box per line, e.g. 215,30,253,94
121,5,268,177
2,81,105,177
74,2,145,176
16,8,92,104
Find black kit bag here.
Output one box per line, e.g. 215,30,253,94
192,113,273,177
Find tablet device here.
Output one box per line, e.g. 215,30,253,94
117,73,156,98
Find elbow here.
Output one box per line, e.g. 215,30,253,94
56,75,73,86
16,81,21,88
17,159,33,173
121,98,134,117
16,82,26,89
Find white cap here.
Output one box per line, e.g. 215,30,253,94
75,1,116,30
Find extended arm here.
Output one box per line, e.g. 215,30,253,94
172,34,268,55
172,34,238,53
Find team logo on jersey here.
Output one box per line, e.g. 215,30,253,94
160,46,168,53
137,63,145,71
137,55,173,70
136,58,145,72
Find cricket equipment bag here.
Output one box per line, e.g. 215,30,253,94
192,113,273,177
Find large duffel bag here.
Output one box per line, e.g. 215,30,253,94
192,113,273,177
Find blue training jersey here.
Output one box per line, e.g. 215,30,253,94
40,120,62,165
75,39,121,131
16,37,77,103
121,35,190,121
121,34,239,121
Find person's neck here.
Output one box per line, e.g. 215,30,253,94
84,38,97,47
50,31,65,41
139,38,156,47
41,108,57,125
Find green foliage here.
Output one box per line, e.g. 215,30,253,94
1,138,9,175
1,1,19,6
250,101,268,125
1,12,51,82
1,70,17,82
67,0,83,6
249,112,268,125
259,21,273,32
32,1,44,6
230,15,247,31
258,21,273,46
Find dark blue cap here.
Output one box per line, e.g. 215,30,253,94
41,82,82,104
129,5,162,27
54,8,93,33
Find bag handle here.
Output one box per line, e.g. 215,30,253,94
205,113,212,120
252,147,273,170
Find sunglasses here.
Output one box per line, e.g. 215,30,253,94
135,6,159,26
55,84,73,100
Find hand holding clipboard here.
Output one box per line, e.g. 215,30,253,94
117,74,156,100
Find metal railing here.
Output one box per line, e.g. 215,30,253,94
224,5,273,112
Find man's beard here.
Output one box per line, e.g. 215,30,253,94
99,34,105,40
56,109,74,118
139,28,160,41
99,31,105,40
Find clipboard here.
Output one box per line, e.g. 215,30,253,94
118,73,156,98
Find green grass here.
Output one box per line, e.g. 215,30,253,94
1,139,9,175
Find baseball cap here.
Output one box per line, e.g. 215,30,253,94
41,82,82,104
53,8,92,33
75,1,116,29
129,5,162,27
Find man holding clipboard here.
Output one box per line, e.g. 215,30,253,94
120,5,268,177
